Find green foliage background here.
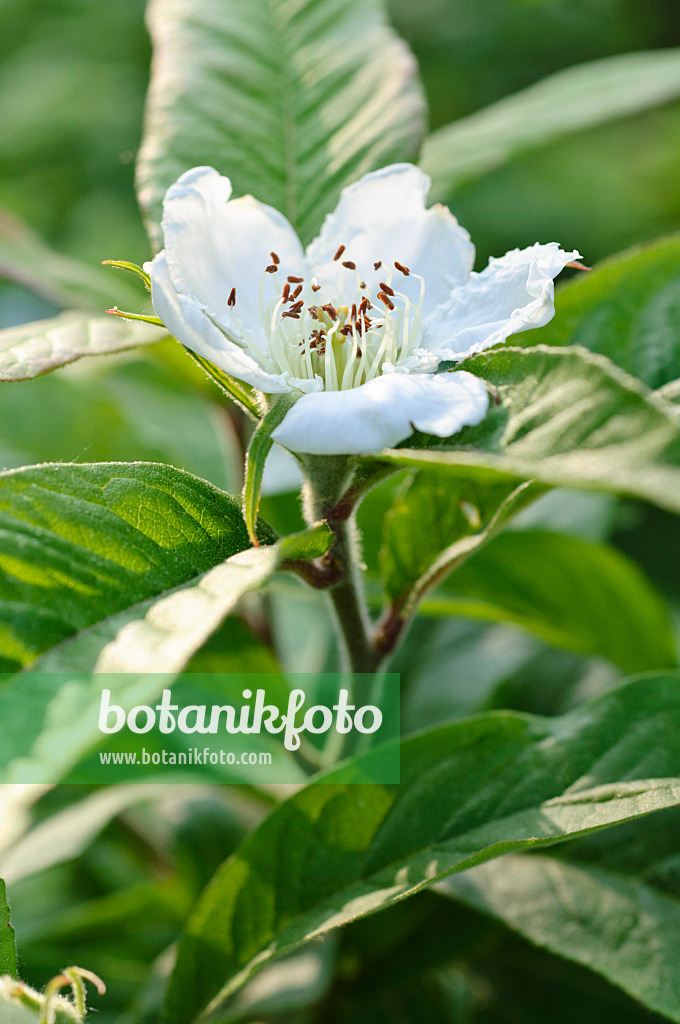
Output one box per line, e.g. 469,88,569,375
2,1,680,1023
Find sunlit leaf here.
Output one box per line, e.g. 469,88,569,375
165,673,680,1023
422,49,680,201
137,0,426,248
0,312,167,381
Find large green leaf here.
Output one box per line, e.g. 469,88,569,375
94,524,331,673
165,673,680,1024
439,808,680,1023
0,462,262,669
379,347,680,514
0,541,331,787
379,469,535,613
421,48,680,202
525,235,680,389
0,313,167,381
421,529,676,673
137,0,426,248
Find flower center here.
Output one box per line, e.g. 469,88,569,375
232,249,425,391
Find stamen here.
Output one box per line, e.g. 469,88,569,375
360,281,366,289
379,281,395,296
266,264,278,273
378,292,395,311
282,282,290,302
289,300,304,313
333,245,346,261
287,275,303,283
312,283,321,292
282,310,301,319
374,261,382,270
394,261,410,276
342,260,356,270
227,287,236,307
270,251,280,265
323,303,338,320
291,284,303,299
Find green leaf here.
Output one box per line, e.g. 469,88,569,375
0,312,167,381
0,462,261,668
25,524,329,679
421,48,680,202
0,528,330,784
94,524,331,673
136,0,426,249
164,673,680,1024
380,470,535,612
0,207,145,312
424,529,676,673
379,346,680,515
0,786,167,886
243,396,297,546
526,235,680,389
439,843,680,1023
0,881,16,978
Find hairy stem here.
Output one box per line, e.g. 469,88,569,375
300,455,382,674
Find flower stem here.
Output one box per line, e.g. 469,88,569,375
326,517,382,673
300,455,382,674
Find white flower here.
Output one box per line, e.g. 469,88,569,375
147,164,579,455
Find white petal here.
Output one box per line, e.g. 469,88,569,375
306,165,475,318
271,371,489,455
422,242,580,361
161,166,308,356
261,445,303,496
148,252,293,394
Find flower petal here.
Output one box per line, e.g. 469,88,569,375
271,371,489,455
306,165,475,318
161,166,308,356
148,252,294,394
421,242,580,361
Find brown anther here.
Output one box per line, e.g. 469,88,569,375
350,303,357,320
289,300,304,312
287,275,304,283
356,347,362,357
394,261,410,276
359,281,366,289
270,251,280,265
378,292,395,311
282,310,301,319
291,284,303,299
308,306,319,319
339,325,353,337
282,282,290,301
374,260,382,270
342,260,356,270
323,303,338,320
379,281,395,296
333,245,346,261
266,264,278,273
227,287,236,307
312,283,321,292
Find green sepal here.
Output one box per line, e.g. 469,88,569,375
243,394,299,546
